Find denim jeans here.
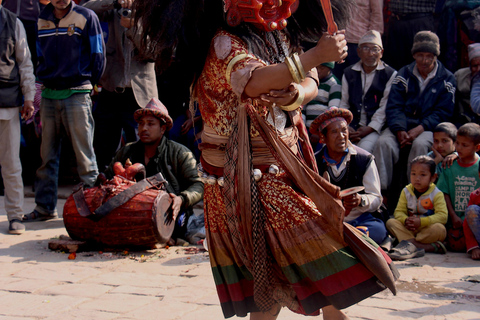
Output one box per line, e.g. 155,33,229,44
35,93,98,215
464,205,480,251
348,212,388,245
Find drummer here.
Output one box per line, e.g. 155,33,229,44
104,98,204,244
311,107,388,245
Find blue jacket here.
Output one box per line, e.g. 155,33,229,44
386,61,456,134
36,2,105,90
471,73,480,115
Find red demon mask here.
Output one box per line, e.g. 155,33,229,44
224,0,299,32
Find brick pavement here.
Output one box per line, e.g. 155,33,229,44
0,189,479,319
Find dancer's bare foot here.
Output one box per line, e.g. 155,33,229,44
471,248,480,260
250,305,281,320
322,305,350,320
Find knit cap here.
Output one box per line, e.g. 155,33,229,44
358,30,383,49
411,31,440,56
321,62,335,69
468,43,480,61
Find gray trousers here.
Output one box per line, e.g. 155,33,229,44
372,128,433,191
0,110,24,221
356,131,380,154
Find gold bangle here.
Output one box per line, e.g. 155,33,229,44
279,85,305,111
285,56,301,84
292,53,306,81
226,53,250,86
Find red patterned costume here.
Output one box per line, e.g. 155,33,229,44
194,29,390,318
134,0,396,317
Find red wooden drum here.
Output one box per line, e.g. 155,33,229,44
63,175,173,247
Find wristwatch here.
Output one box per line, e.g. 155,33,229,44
359,195,367,207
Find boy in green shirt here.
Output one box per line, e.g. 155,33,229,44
436,123,480,251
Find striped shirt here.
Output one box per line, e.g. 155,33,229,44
302,73,341,128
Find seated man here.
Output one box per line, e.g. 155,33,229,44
310,107,387,245
454,43,480,125
105,98,204,243
339,30,397,153
373,31,456,194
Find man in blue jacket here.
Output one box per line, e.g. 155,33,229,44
24,0,105,221
372,31,455,195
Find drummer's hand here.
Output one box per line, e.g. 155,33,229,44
342,193,361,210
314,30,347,64
169,193,183,220
258,84,298,108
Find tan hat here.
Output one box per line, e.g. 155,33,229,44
468,43,480,61
358,30,383,49
134,98,173,130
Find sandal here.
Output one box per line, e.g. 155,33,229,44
431,241,447,254
22,210,57,222
387,240,425,261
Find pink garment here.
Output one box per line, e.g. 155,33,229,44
27,81,42,125
345,0,384,44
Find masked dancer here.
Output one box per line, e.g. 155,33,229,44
134,0,397,319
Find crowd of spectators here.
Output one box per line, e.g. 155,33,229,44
1,0,480,259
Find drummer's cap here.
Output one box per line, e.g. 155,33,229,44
309,107,353,135
134,98,173,131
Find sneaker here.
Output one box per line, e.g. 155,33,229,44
388,240,425,261
8,219,25,235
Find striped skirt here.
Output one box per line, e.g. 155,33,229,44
204,172,386,318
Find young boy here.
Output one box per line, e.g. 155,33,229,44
386,156,448,260
462,166,480,260
436,123,480,252
427,122,457,175
302,62,341,150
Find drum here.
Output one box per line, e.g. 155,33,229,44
63,175,174,248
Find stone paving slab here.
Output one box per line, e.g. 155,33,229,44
1,194,480,319
0,292,88,317
77,293,160,313
83,270,191,288
43,309,120,320
2,278,58,294
38,283,115,298
109,285,166,297
121,300,209,320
